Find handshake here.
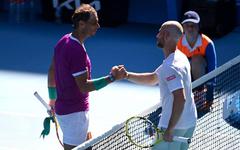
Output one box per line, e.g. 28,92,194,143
110,65,128,81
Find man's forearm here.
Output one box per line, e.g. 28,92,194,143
126,72,158,85
48,61,56,101
48,58,56,87
167,98,184,130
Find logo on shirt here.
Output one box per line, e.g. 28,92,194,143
166,75,176,81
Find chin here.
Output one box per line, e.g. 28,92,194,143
88,33,95,37
157,43,163,48
92,31,97,36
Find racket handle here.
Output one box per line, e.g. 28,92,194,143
173,136,191,144
34,91,51,111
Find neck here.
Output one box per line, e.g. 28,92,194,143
72,30,85,44
163,44,176,58
186,34,198,48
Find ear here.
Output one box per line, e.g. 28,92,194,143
164,31,169,41
78,20,86,27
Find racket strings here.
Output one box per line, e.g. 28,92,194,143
127,118,157,147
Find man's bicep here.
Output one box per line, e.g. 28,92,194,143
69,46,88,74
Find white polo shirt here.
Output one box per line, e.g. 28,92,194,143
155,50,197,129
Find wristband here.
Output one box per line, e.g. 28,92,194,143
93,77,108,90
48,87,57,100
108,73,115,82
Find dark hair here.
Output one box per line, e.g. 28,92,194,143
71,4,97,29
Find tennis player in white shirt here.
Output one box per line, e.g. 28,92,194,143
125,21,197,150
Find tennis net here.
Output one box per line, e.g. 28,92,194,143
74,55,240,150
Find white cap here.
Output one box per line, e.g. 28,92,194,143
181,11,200,24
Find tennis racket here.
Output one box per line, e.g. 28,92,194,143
125,116,191,148
34,91,63,147
34,91,52,115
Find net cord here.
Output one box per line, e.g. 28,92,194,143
192,55,240,89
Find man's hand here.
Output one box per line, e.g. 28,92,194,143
163,128,174,142
48,100,56,116
111,65,127,80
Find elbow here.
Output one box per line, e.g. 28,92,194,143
78,86,89,93
182,99,186,105
75,78,91,93
148,80,158,86
77,83,91,93
150,81,158,86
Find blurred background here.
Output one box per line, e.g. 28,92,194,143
0,0,240,75
0,0,239,150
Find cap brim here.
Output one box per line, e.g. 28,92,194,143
182,19,199,24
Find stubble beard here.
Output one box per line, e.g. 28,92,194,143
157,41,163,48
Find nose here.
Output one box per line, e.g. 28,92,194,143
97,23,100,29
156,32,160,39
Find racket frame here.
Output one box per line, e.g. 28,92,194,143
125,116,161,148
125,116,191,148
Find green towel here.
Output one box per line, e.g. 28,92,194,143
40,116,54,138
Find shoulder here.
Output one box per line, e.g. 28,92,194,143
57,35,86,55
163,51,184,66
178,35,184,41
174,50,189,63
168,50,190,71
55,33,82,48
201,34,213,43
66,35,85,52
58,33,71,43
55,34,69,47
163,53,180,71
